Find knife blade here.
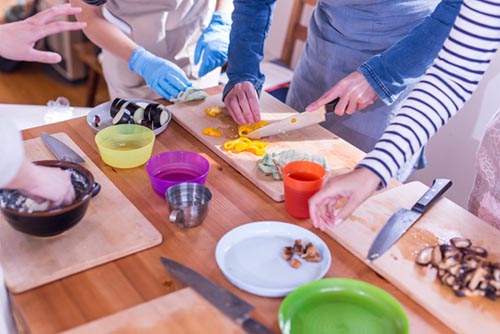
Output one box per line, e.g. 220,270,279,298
246,98,339,139
41,133,85,163
160,257,273,334
367,178,453,262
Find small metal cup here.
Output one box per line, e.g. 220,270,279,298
166,182,212,228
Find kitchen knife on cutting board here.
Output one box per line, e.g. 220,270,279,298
41,132,101,196
367,178,452,262
160,257,273,334
246,98,339,139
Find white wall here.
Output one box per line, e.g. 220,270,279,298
264,1,500,209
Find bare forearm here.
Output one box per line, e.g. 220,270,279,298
70,0,137,62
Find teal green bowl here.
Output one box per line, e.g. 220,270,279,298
279,278,409,334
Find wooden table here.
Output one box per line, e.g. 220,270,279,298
13,101,453,334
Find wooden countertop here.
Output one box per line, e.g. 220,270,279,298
12,94,452,334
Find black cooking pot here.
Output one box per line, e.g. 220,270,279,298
0,160,100,237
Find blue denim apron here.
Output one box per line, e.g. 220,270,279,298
285,0,438,179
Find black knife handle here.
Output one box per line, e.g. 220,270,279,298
325,97,340,113
411,178,452,214
242,317,274,334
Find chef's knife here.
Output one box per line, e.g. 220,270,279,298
41,133,85,163
367,178,452,262
246,98,339,139
41,132,101,196
160,257,273,334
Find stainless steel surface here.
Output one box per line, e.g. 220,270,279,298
160,257,273,334
367,178,453,262
41,133,85,163
246,98,339,139
166,183,212,228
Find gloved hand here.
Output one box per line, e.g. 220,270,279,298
194,11,231,77
129,46,191,100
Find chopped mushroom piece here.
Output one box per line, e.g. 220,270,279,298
415,237,499,301
302,242,321,262
282,246,294,261
290,258,302,269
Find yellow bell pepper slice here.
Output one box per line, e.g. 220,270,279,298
204,106,223,117
222,137,268,156
237,120,269,137
202,127,222,137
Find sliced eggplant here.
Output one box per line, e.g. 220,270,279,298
450,237,472,249
112,105,133,125
416,246,433,266
110,98,128,118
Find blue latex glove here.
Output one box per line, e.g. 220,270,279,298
129,46,191,100
194,11,231,77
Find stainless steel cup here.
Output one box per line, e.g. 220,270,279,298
166,182,212,228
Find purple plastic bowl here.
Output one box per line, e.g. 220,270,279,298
146,151,210,196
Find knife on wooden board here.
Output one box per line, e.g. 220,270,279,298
246,98,339,139
41,132,101,196
367,178,453,262
160,257,273,334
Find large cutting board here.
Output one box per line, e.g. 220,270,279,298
168,93,365,202
0,133,162,293
329,181,500,334
60,288,243,333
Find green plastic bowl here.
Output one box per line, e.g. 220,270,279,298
95,124,155,169
279,278,409,334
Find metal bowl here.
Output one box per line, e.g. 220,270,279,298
0,160,100,237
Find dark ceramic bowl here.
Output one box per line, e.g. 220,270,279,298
0,160,100,237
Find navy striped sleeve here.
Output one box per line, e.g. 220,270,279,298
359,0,500,186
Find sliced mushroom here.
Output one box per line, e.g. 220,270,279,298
416,246,433,266
292,239,304,254
301,243,321,262
470,246,488,258
282,246,294,261
450,237,472,249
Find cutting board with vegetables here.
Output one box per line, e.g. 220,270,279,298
0,133,162,293
327,181,500,334
61,288,243,334
168,93,365,202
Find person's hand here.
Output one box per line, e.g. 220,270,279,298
7,159,76,209
25,165,76,208
306,71,378,116
0,3,86,64
224,81,261,124
129,46,192,100
194,11,231,77
308,167,381,231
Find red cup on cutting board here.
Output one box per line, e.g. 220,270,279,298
283,161,326,219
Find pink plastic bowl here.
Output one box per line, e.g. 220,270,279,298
146,151,210,196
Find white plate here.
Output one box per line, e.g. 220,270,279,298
215,221,331,297
86,98,172,136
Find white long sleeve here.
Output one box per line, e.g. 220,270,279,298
0,118,24,187
359,0,500,186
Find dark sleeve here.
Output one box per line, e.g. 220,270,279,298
222,0,276,99
359,0,463,104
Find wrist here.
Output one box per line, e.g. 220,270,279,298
128,46,148,74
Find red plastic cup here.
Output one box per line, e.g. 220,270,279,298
283,161,326,219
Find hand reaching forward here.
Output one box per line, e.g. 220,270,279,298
0,4,86,64
306,71,378,116
129,46,192,100
308,168,381,231
7,158,76,209
224,81,261,125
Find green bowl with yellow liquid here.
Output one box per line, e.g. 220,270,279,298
279,278,409,334
95,124,155,169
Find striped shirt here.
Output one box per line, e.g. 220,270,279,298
359,0,500,187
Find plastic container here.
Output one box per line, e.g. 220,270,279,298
283,160,326,219
146,150,210,196
95,124,155,168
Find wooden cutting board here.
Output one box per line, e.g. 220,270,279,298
328,181,500,334
168,93,365,202
60,287,243,333
0,133,162,293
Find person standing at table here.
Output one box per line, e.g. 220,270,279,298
0,5,86,333
223,0,462,181
308,0,500,230
71,0,233,101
